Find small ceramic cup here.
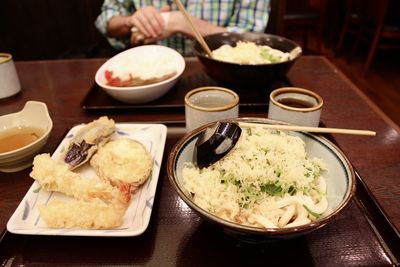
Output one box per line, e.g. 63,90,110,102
0,53,21,99
184,86,239,132
268,87,323,127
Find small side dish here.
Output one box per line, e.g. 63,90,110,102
7,117,167,236
0,101,53,173
31,116,153,230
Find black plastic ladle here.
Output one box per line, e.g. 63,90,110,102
194,122,242,168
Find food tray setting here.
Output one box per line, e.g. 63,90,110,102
81,72,291,112
0,138,398,266
6,123,167,237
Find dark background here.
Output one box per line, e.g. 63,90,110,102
0,0,115,60
0,0,305,61
1,0,398,61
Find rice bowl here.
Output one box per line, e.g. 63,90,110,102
95,45,185,104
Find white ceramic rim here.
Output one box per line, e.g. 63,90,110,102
95,45,185,91
0,53,12,64
184,86,239,112
270,87,324,112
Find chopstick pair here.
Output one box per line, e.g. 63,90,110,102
172,0,213,57
238,122,376,136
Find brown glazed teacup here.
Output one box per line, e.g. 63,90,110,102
184,86,239,132
268,87,323,127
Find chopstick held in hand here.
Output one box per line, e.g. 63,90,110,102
172,0,213,57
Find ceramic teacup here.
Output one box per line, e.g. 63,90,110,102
268,87,323,127
184,86,239,132
0,53,21,99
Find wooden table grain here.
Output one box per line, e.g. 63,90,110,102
0,56,399,266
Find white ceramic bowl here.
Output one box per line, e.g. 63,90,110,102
95,45,185,104
0,101,53,172
167,118,355,241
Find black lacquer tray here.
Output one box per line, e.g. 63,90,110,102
81,71,291,112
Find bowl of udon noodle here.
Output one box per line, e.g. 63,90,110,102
167,118,355,241
193,32,302,88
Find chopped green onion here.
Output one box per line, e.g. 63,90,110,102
303,204,321,219
260,183,283,196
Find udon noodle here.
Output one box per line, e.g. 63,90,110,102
212,41,290,64
182,126,328,229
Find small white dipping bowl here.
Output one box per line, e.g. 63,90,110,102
167,118,355,241
95,45,185,104
0,101,53,172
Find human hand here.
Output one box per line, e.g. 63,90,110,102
130,12,171,46
127,6,170,39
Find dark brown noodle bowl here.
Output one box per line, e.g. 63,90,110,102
193,32,302,88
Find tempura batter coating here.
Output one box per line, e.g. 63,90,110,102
39,198,126,229
90,138,153,190
30,154,130,206
63,116,116,169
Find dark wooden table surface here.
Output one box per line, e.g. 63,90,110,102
0,56,399,266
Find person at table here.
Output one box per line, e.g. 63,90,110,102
95,0,271,56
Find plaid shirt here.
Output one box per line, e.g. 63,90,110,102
95,0,270,56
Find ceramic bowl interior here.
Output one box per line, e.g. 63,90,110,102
168,118,355,240
0,101,53,172
95,45,185,104
193,32,302,88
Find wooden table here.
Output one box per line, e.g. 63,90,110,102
0,56,399,266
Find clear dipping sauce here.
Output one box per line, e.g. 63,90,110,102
0,126,44,153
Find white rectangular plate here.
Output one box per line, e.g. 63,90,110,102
7,123,167,236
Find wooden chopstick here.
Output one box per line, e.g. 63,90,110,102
238,122,376,136
173,0,213,57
